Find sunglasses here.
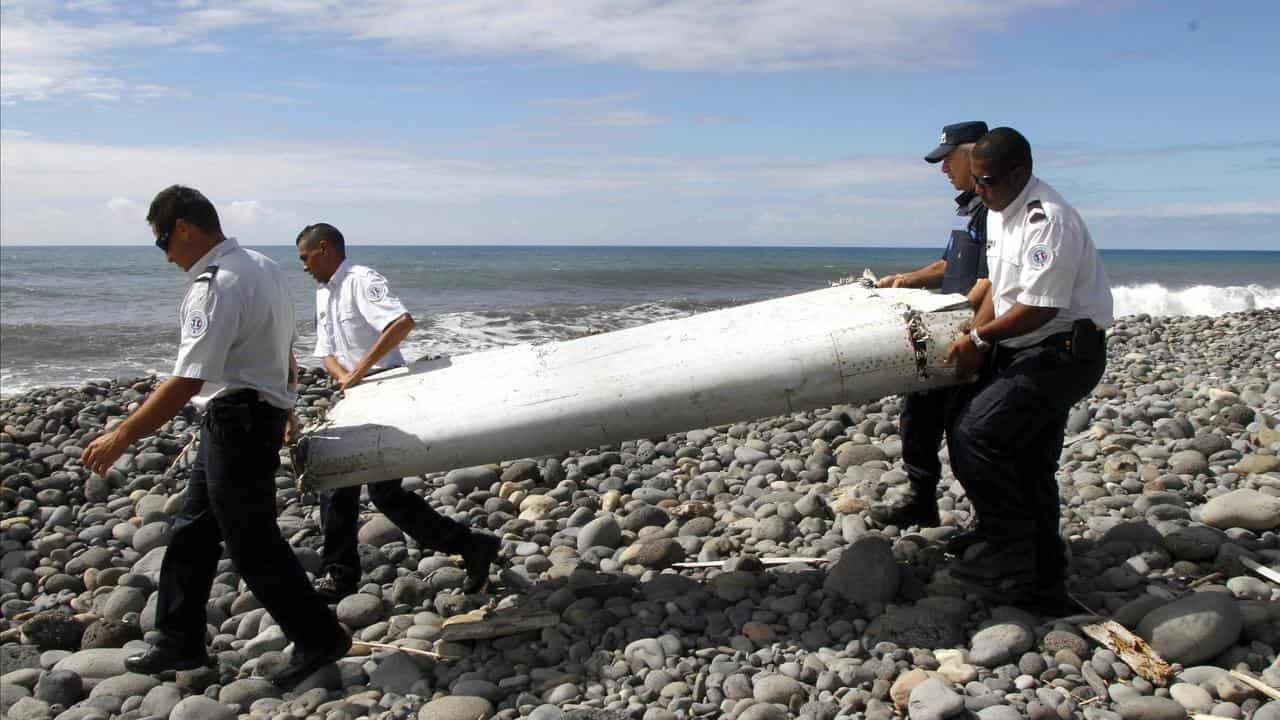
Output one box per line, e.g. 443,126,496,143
155,230,171,252
972,165,1023,188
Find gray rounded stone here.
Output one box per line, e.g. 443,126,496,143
335,593,384,628
1136,591,1243,665
1116,696,1189,720
969,622,1034,668
823,535,898,606
357,514,404,547
140,683,183,718
132,521,172,554
416,695,493,720
908,677,965,720
753,673,801,704
100,587,148,623
1201,489,1280,531
577,514,622,552
170,695,236,720
88,672,159,699
34,669,84,706
218,678,282,709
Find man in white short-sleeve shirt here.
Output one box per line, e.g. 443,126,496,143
296,223,499,600
84,186,348,688
943,128,1112,611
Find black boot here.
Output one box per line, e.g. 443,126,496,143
944,528,987,557
461,531,501,593
868,491,940,529
948,539,1038,588
125,634,210,674
313,573,358,603
271,632,352,689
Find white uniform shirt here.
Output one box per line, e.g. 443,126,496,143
313,260,409,372
986,176,1114,349
172,238,298,409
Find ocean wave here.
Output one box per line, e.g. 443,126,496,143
1111,283,1280,319
399,300,726,359
5,286,1278,395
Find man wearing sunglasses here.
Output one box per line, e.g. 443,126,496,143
870,121,990,534
83,186,350,688
943,128,1112,609
296,223,501,601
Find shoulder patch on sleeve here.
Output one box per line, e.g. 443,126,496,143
1027,243,1053,270
185,308,209,338
365,280,389,303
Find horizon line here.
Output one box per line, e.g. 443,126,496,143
2,243,1279,254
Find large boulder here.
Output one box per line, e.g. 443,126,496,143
1200,489,1280,531
823,535,898,607
1137,591,1243,665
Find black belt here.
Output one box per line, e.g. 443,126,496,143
212,388,262,404
997,320,1104,367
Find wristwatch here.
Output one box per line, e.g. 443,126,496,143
969,327,991,351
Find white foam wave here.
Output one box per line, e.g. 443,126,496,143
1111,283,1280,319
400,302,703,360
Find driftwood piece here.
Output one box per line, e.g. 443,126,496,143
440,609,559,642
1241,557,1280,586
351,640,443,660
1080,620,1173,686
671,557,830,569
1229,669,1280,701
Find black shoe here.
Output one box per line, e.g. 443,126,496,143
948,540,1038,586
1021,579,1074,616
125,642,210,674
461,531,501,593
944,528,987,557
868,496,941,529
271,633,352,689
314,574,357,603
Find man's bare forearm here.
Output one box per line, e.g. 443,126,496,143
322,355,350,383
975,302,1058,343
118,377,204,443
348,313,415,382
880,259,947,289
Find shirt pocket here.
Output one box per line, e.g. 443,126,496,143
337,296,363,326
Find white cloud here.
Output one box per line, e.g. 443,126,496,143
578,110,664,128
1085,200,1280,219
311,0,1077,71
1,0,1082,104
1,131,931,245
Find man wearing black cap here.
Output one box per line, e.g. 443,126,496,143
870,121,990,532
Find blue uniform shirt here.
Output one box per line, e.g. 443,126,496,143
939,191,989,295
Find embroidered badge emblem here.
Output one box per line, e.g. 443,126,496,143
187,309,209,338
1028,243,1052,269
366,282,388,302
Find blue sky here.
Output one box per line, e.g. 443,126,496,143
2,0,1277,248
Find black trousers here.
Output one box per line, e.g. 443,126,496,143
900,387,955,496
947,327,1106,585
320,479,469,584
155,392,344,654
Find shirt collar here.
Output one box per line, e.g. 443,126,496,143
186,237,238,282
954,190,981,213
325,259,352,290
997,175,1039,218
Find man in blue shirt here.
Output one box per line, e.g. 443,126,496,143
871,121,990,533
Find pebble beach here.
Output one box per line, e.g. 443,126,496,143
2,309,1279,720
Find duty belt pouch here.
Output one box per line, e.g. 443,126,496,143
1070,319,1101,362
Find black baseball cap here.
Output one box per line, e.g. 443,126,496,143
924,121,989,163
